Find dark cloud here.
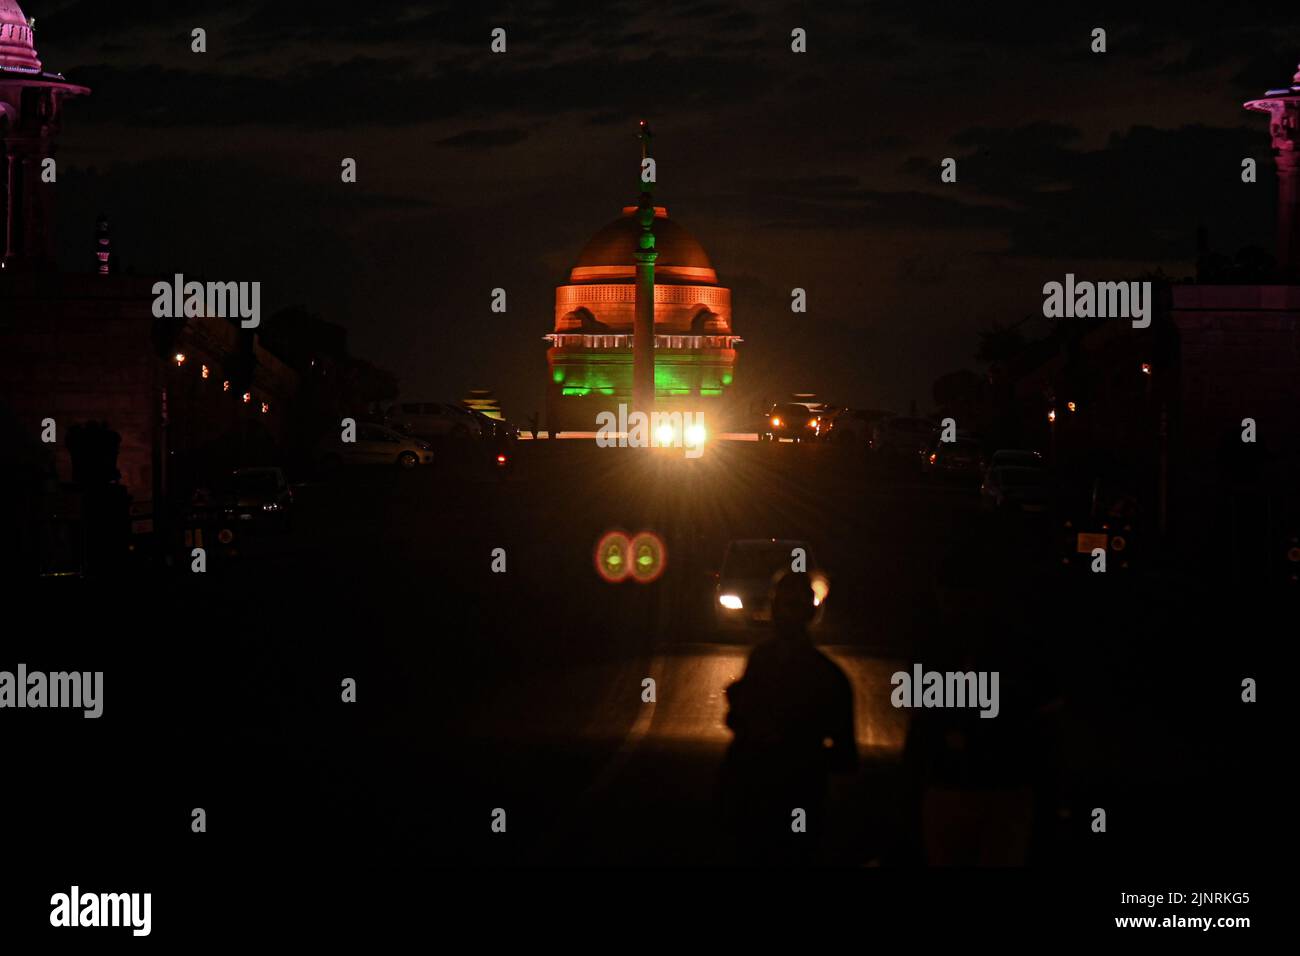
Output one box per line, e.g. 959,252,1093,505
436,128,529,149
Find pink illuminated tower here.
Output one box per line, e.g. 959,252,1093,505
1245,64,1300,279
0,0,89,271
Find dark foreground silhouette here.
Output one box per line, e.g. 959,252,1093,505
720,571,857,863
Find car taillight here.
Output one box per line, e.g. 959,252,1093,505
929,453,937,463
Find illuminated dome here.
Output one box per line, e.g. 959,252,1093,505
570,206,718,285
0,0,40,74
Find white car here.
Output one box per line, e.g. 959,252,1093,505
320,423,434,470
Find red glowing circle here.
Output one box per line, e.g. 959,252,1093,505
594,531,632,583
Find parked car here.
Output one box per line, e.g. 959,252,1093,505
988,448,1045,471
386,402,484,440
320,423,434,470
229,466,294,527
188,466,293,533
1058,473,1141,572
921,436,987,478
713,538,829,631
980,465,1053,512
469,408,520,441
762,403,822,442
871,415,935,458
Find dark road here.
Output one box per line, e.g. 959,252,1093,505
9,439,1271,875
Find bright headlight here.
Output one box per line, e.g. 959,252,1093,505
719,594,743,610
810,575,829,607
685,423,707,446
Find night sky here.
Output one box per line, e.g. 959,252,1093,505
34,0,1300,418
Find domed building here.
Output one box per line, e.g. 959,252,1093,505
1,2,298,572
0,0,41,73
1,0,89,268
544,201,742,432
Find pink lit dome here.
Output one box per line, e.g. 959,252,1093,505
0,0,41,74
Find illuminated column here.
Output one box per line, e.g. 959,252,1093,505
1245,65,1300,279
632,120,657,412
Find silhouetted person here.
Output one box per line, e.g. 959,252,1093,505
720,571,856,863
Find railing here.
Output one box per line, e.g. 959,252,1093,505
545,333,743,349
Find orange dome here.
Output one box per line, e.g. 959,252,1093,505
570,207,718,285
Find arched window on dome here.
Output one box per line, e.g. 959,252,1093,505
689,307,718,335
566,307,610,333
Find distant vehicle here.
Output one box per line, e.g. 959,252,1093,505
387,402,484,440
988,449,1045,470
187,466,293,532
229,466,294,528
871,416,934,458
980,465,1053,512
762,403,822,442
1058,474,1141,572
491,437,515,479
810,404,842,439
713,538,830,631
827,407,895,444
320,423,434,470
469,408,520,441
921,436,986,478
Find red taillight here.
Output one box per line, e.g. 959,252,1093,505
496,454,507,465
929,453,937,463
